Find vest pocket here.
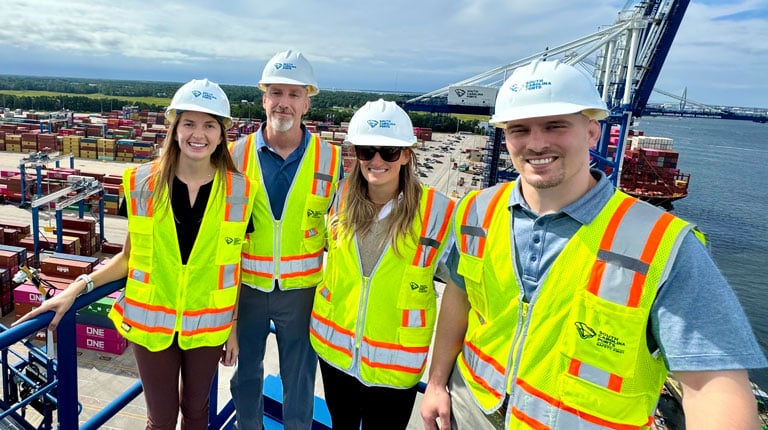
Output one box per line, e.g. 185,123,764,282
397,326,433,348
559,290,645,378
457,253,488,319
397,265,436,309
301,194,329,253
215,221,247,265
559,371,657,426
397,265,436,348
312,284,333,317
209,285,237,309
128,216,154,269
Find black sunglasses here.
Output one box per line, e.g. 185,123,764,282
354,146,403,162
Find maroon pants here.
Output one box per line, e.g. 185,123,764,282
133,338,224,430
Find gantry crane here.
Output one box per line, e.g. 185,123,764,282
405,0,691,188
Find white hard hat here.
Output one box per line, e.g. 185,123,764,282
259,50,319,96
489,59,608,127
166,78,233,130
345,99,417,147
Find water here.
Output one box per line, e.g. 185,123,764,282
636,116,768,388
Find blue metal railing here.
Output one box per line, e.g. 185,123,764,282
1,278,427,429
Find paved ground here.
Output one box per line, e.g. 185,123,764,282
0,131,489,429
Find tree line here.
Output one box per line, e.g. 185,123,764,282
0,75,479,132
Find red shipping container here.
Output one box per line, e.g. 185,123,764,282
40,257,91,279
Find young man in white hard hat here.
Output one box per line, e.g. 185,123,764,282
309,99,455,429
420,60,767,429
228,50,342,429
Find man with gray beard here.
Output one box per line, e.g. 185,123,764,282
228,50,342,430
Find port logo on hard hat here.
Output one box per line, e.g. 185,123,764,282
191,90,218,100
275,63,297,70
367,119,395,129
510,79,552,93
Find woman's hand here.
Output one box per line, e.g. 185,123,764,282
12,284,80,331
221,321,239,366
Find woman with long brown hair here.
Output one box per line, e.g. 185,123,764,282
310,99,455,429
16,78,256,430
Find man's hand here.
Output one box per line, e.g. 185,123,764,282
421,381,452,429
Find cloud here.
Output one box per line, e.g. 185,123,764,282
2,0,767,107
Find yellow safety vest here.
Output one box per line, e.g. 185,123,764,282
454,182,692,429
310,181,455,388
109,163,255,351
229,132,341,291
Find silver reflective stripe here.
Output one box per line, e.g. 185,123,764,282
360,339,427,373
226,174,249,222
462,343,506,397
313,138,337,197
510,388,611,429
242,257,271,276
310,316,354,357
594,200,666,305
570,360,619,391
130,268,149,283
122,301,176,332
181,309,233,334
415,191,453,267
230,136,249,172
608,201,660,259
132,164,154,217
459,195,485,257
404,309,425,328
220,264,237,289
319,286,331,300
280,253,323,276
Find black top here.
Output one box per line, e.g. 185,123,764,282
118,176,253,265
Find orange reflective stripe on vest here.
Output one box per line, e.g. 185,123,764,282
587,198,676,307
413,188,456,267
310,311,354,358
458,184,508,258
511,377,650,430
129,164,157,217
360,336,430,375
312,138,339,199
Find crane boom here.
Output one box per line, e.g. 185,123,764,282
405,0,691,187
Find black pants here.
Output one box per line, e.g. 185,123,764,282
319,359,418,430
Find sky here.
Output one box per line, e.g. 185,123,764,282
2,0,767,109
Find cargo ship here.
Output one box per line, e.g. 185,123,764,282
605,126,690,210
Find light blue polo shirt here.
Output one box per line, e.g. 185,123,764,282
447,170,767,372
255,125,311,219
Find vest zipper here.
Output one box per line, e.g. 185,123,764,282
273,219,281,290
506,290,541,412
176,265,188,333
353,276,372,370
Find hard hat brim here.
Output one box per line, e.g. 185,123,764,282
489,102,608,127
343,134,417,147
258,80,319,96
166,105,233,130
